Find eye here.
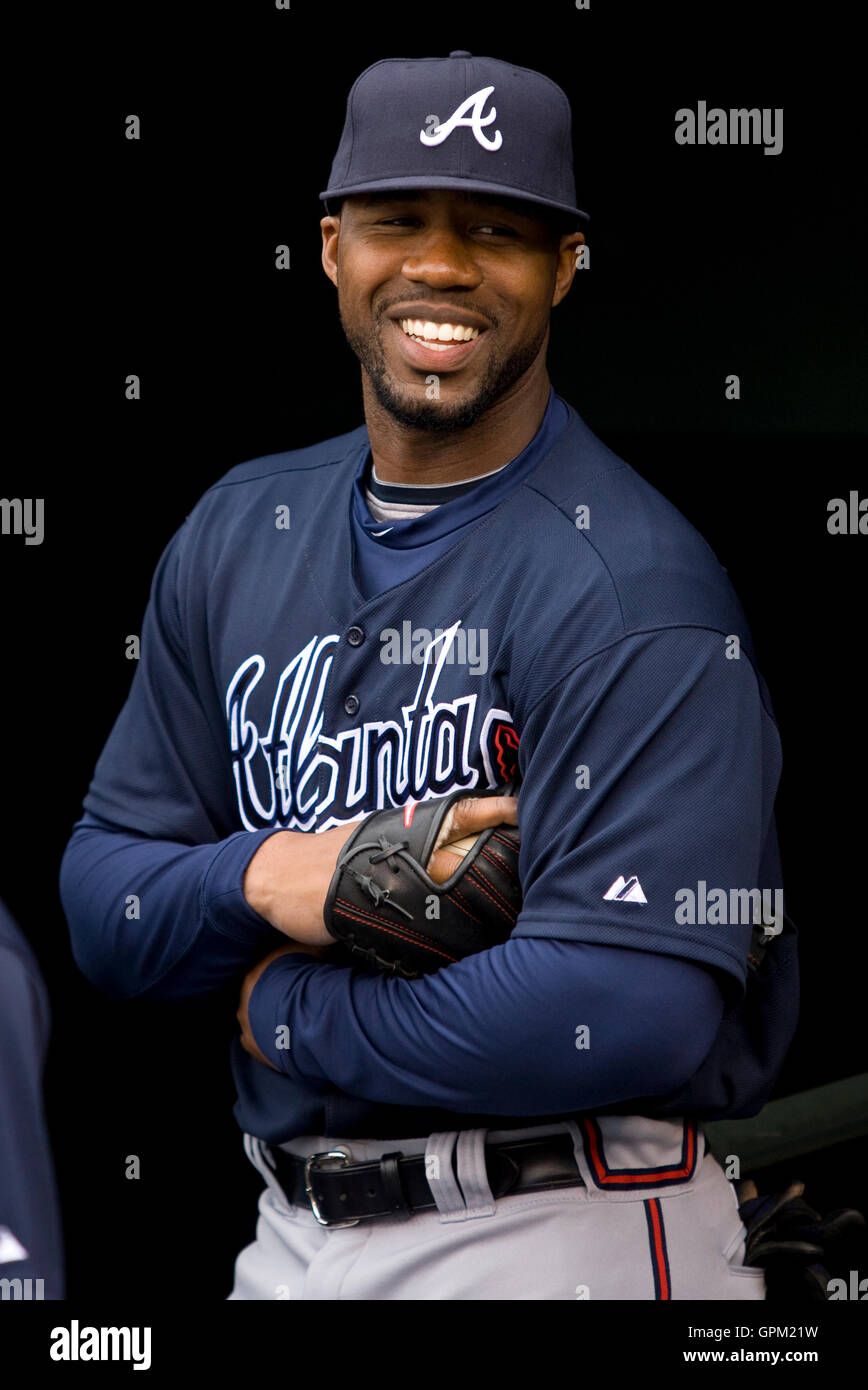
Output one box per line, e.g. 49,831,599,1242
475,224,520,238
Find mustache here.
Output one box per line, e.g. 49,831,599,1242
378,301,498,328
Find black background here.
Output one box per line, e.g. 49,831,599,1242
3,0,866,1305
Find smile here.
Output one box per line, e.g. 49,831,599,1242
389,317,486,370
399,318,481,347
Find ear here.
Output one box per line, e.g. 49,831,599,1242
552,231,586,308
321,215,341,288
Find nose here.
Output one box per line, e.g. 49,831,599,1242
401,226,483,291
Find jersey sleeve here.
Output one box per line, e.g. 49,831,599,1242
65,518,287,999
82,518,238,842
511,624,784,993
246,938,725,1114
0,905,64,1299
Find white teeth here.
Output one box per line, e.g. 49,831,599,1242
399,318,480,344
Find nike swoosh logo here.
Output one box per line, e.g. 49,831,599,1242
371,527,394,536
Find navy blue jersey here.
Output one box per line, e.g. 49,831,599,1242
0,900,65,1299
61,394,798,1142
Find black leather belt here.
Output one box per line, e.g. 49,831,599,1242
267,1133,584,1227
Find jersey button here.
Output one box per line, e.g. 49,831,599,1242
346,625,365,646
344,694,360,716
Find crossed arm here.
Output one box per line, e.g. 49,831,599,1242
235,793,521,1065
233,794,725,1113
61,795,726,1115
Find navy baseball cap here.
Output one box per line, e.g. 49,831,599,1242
320,51,589,224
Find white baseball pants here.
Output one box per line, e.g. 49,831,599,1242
227,1115,766,1301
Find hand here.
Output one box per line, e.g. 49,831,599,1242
243,824,359,946
237,940,331,1069
243,795,519,948
426,794,518,883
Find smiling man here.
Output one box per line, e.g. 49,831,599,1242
60,52,798,1300
328,182,575,449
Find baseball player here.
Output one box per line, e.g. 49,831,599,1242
60,52,800,1300
0,898,64,1301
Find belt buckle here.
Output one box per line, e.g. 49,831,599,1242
304,1150,360,1228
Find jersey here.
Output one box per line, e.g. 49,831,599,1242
61,391,798,1144
0,899,65,1299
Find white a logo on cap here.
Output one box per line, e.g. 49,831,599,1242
420,86,503,151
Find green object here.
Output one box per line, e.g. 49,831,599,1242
704,1073,868,1171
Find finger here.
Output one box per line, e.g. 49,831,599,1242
433,795,518,853
457,794,518,831
427,796,518,882
427,845,468,884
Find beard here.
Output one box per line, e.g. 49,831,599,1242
339,303,548,433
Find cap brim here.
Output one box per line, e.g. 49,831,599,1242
319,175,589,222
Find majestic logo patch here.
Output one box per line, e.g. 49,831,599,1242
420,86,503,151
604,875,648,905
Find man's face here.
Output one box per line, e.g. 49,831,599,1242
321,189,583,432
